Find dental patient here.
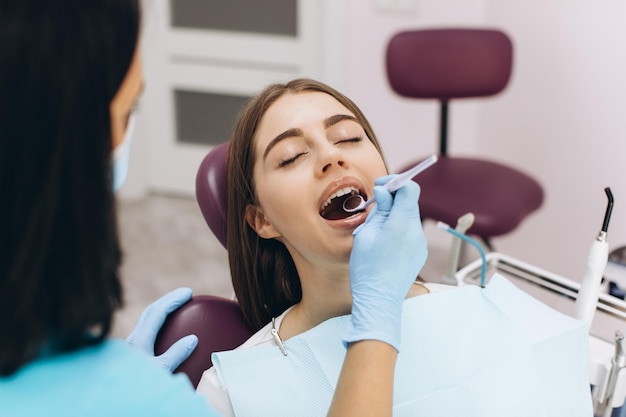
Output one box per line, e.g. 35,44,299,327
195,78,592,417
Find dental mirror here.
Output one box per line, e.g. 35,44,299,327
343,154,438,213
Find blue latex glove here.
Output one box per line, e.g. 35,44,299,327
126,287,199,372
343,177,427,351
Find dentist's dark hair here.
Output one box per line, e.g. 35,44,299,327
0,0,140,376
227,78,386,332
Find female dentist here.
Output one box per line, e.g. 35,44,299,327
0,1,424,416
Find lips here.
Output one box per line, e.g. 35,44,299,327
319,184,367,220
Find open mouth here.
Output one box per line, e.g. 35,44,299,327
320,186,366,220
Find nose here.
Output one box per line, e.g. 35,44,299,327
322,160,345,173
317,143,346,175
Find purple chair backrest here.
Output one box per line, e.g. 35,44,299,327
153,142,252,389
155,295,253,389
386,28,513,100
196,142,230,249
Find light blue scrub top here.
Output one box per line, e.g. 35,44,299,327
0,339,219,417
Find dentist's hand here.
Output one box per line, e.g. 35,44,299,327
343,178,427,351
126,287,198,372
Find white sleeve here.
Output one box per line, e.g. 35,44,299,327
196,367,235,417
424,282,455,293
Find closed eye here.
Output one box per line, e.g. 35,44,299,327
278,152,306,167
337,136,363,145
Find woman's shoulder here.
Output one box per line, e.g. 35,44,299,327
423,282,456,293
238,305,294,349
407,281,455,298
196,307,294,417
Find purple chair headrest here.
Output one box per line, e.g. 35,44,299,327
196,142,230,249
154,295,252,389
386,28,513,100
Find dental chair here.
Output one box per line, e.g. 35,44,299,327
154,142,251,388
386,28,544,249
196,141,230,249
155,294,252,388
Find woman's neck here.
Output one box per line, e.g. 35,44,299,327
279,262,353,340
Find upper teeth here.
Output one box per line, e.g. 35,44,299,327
321,187,359,211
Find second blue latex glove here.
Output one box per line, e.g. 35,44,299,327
126,287,198,372
343,177,427,351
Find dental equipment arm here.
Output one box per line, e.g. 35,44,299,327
344,178,427,351
594,331,626,417
126,287,198,372
574,187,614,327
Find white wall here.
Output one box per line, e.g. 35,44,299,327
347,0,626,281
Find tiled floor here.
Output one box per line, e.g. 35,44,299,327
111,193,459,339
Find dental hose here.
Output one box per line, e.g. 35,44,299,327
442,213,476,285
437,221,487,288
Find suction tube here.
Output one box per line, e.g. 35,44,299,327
437,221,487,288
442,213,475,285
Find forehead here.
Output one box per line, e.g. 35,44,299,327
254,91,355,145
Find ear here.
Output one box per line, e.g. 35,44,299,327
245,205,281,240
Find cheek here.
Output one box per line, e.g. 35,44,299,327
372,157,388,176
254,172,305,226
359,147,388,177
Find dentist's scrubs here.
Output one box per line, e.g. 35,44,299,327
0,339,218,417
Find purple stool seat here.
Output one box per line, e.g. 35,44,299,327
404,156,544,239
155,295,252,388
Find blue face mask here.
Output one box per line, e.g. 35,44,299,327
112,111,137,191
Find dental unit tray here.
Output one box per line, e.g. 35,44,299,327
455,252,626,409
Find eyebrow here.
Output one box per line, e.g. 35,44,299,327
262,128,303,161
262,114,360,161
324,114,358,129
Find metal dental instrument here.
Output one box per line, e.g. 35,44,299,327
342,154,438,213
593,330,626,417
574,187,614,327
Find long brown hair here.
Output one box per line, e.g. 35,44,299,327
227,78,385,332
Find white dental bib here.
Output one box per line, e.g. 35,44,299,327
212,275,592,417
